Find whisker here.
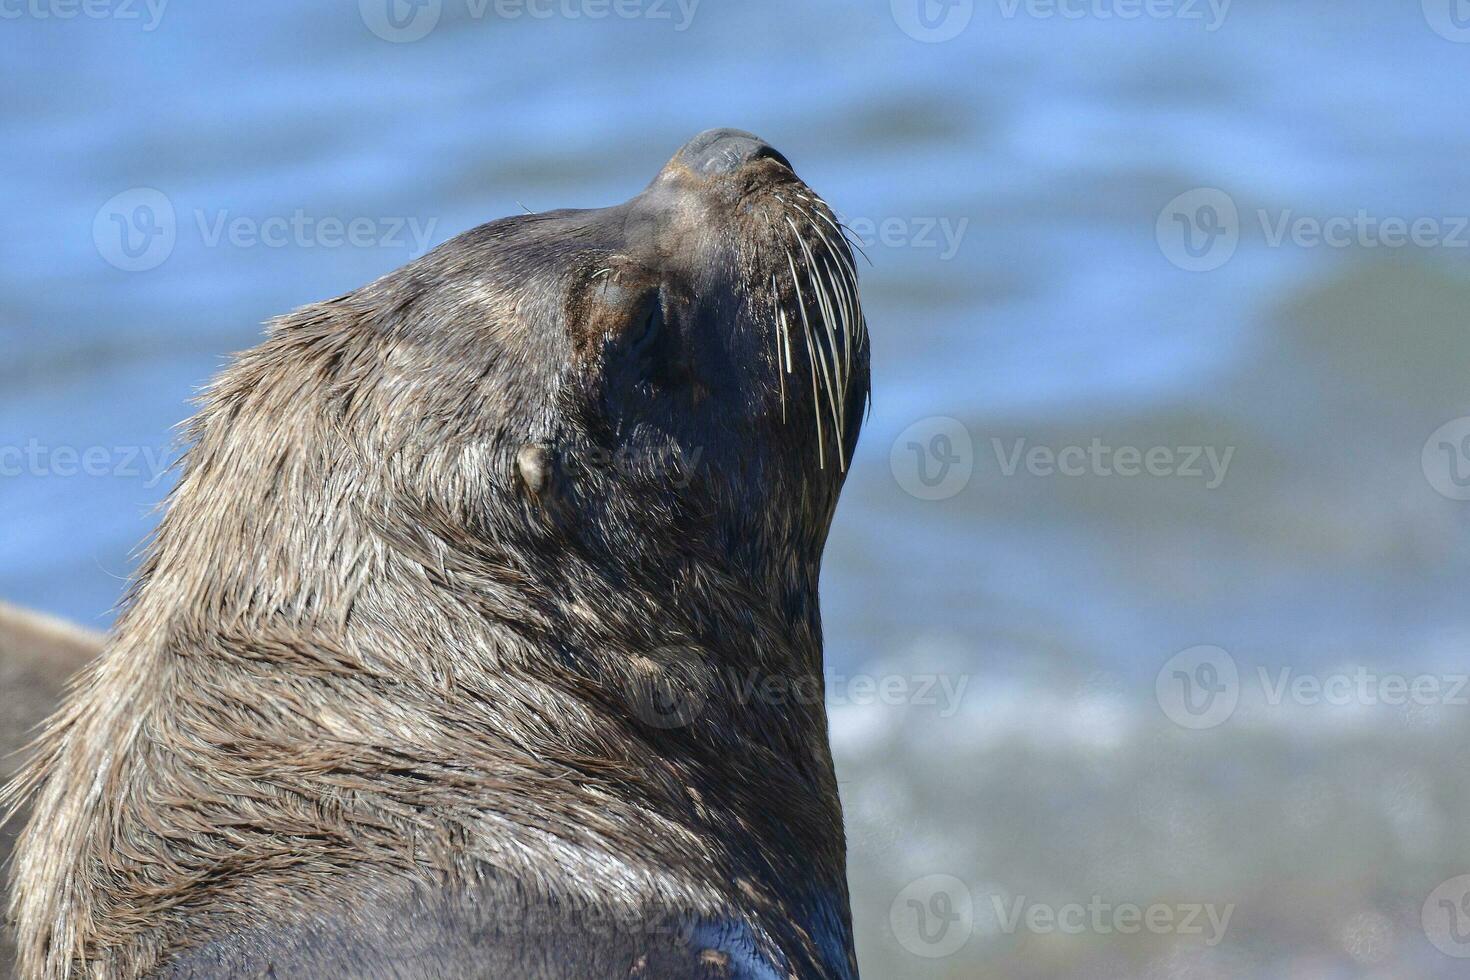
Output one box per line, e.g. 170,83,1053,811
778,309,795,422
787,216,847,467
771,275,788,422
812,206,874,268
786,250,828,470
801,210,861,382
797,192,873,269
819,253,854,413
766,189,871,473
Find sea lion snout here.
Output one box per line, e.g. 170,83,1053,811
670,127,794,178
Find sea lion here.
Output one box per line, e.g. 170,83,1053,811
5,128,870,979
0,603,104,977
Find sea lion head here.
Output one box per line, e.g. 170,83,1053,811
332,127,870,599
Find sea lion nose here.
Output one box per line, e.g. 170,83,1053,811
677,128,793,177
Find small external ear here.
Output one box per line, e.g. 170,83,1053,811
568,267,664,373
513,441,581,532
622,292,664,361
516,443,554,499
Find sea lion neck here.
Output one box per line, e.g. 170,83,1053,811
94,316,854,964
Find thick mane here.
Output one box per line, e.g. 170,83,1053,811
6,290,850,978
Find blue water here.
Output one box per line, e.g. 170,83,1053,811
6,1,1470,975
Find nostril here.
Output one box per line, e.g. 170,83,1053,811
678,128,793,177
748,143,794,173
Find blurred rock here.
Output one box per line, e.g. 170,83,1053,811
0,602,101,975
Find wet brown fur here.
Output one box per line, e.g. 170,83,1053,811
5,131,870,978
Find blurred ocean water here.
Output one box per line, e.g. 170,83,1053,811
5,0,1470,975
